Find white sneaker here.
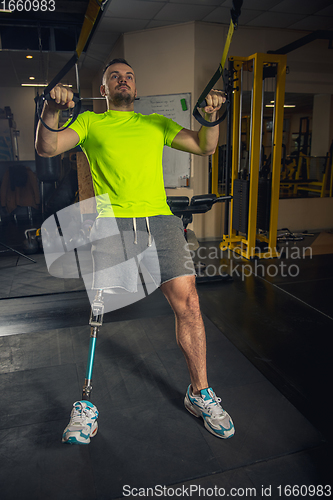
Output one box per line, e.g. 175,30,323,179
184,386,235,439
62,400,99,445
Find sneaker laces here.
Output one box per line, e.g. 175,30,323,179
200,389,226,419
70,402,94,425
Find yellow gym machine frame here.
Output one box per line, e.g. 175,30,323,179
217,52,287,260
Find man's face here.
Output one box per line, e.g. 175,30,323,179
100,63,137,107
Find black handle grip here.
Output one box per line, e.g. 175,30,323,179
35,91,82,133
44,92,80,104
193,102,229,127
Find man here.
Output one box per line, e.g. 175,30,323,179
35,58,235,443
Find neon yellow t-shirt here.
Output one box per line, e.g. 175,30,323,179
69,110,183,217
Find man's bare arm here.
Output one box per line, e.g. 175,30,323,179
171,90,225,156
35,85,80,158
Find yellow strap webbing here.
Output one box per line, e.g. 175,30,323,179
76,0,104,58
220,20,235,72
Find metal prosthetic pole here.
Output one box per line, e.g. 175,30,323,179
82,289,104,400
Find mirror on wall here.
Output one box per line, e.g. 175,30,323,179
265,92,328,200
217,92,332,199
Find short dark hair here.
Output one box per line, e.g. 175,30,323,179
102,58,133,78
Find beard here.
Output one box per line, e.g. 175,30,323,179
112,89,135,107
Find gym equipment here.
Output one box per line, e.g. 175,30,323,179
0,227,37,263
34,0,108,133
0,240,36,264
219,53,287,259
277,228,314,242
193,0,243,128
22,228,39,255
35,155,62,218
280,150,333,198
35,228,43,251
296,141,333,198
35,155,61,183
268,30,333,56
1,106,20,161
167,194,232,282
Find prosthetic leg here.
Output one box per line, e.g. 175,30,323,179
82,289,104,400
62,289,103,444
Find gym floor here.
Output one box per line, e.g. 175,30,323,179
0,219,331,500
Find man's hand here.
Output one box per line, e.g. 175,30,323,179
47,84,76,110
203,89,226,115
35,84,80,157
171,90,226,156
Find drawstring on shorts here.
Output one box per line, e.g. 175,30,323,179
133,217,138,244
146,217,152,247
132,217,152,247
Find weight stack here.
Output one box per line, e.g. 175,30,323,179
232,179,249,234
257,178,271,231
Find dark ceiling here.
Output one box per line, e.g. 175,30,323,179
0,0,333,89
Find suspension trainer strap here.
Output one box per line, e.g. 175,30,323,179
193,0,243,127
43,53,78,98
35,92,82,132
35,0,107,132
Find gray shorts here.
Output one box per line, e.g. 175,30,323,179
89,215,196,293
